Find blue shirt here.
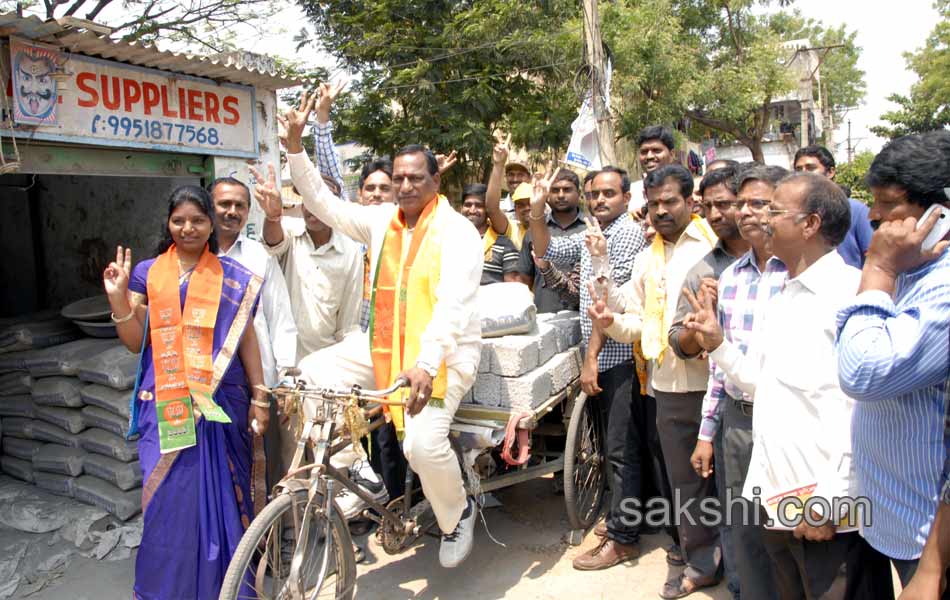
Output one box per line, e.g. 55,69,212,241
837,198,873,268
836,250,950,559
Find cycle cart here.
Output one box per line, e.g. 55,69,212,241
219,348,606,600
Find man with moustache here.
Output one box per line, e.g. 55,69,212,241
684,172,893,599
681,164,789,600
588,164,720,596
666,165,748,598
210,176,298,488
280,92,484,568
531,166,646,570
459,183,521,285
516,166,587,311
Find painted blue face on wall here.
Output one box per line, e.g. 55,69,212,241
14,51,56,120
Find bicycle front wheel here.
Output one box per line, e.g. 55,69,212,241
219,489,356,600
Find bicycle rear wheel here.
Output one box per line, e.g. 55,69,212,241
219,489,356,600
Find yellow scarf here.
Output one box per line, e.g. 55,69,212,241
482,226,499,261
641,215,717,364
369,195,449,434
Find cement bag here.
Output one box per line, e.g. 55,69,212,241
77,346,138,390
82,406,127,437
0,350,33,373
33,471,76,498
73,475,141,521
0,372,31,396
78,428,138,462
0,317,81,353
2,437,44,461
80,384,131,419
83,454,142,491
1,456,34,482
478,282,537,338
26,339,119,377
32,420,81,448
32,376,85,408
1,417,34,440
32,444,85,476
34,404,86,434
0,395,35,418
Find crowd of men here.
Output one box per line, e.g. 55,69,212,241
204,80,950,599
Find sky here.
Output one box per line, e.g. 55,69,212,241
17,0,938,163
788,0,936,159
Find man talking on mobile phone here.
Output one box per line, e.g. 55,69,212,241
836,130,950,594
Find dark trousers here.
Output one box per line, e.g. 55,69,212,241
761,529,893,600
364,420,407,500
596,360,643,545
640,393,679,544
892,557,950,598
721,396,778,600
654,390,722,580
714,426,740,599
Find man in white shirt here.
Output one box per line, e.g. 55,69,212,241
628,125,677,215
210,177,299,486
589,164,721,597
276,92,483,569
251,165,363,362
682,172,893,599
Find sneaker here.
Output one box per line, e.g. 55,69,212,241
439,496,477,568
335,462,388,521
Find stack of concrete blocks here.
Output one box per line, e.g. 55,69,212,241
466,311,583,412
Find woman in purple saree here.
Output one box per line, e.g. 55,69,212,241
103,186,270,600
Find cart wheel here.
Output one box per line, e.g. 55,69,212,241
563,391,606,531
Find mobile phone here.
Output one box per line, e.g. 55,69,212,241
918,204,950,252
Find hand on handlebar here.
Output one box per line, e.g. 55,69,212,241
398,368,432,417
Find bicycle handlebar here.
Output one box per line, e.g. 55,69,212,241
261,376,410,405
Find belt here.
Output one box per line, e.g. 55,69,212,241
731,397,754,417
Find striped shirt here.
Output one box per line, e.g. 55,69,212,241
313,121,349,201
544,215,645,372
481,234,520,285
697,250,787,441
836,249,950,560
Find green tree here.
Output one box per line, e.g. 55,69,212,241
604,0,865,162
293,0,582,186
834,150,875,204
872,0,950,138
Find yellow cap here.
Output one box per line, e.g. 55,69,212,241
511,182,533,202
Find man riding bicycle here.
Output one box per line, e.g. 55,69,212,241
275,91,484,568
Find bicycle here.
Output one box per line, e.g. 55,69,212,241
219,372,461,600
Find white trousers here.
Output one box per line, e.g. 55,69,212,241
296,330,474,534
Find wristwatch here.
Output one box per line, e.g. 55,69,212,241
416,361,439,378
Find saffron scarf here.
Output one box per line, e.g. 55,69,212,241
369,195,449,434
641,215,717,364
147,245,231,454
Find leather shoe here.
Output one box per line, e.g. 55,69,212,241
572,539,640,571
593,521,607,538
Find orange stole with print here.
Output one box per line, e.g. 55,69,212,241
369,195,448,434
147,245,230,454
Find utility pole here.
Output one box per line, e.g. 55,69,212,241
847,119,853,163
582,0,617,167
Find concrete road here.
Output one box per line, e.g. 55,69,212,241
24,475,731,600
353,476,731,600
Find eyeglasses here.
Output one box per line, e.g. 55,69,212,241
734,199,771,211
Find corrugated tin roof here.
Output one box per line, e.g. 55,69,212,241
0,13,304,89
